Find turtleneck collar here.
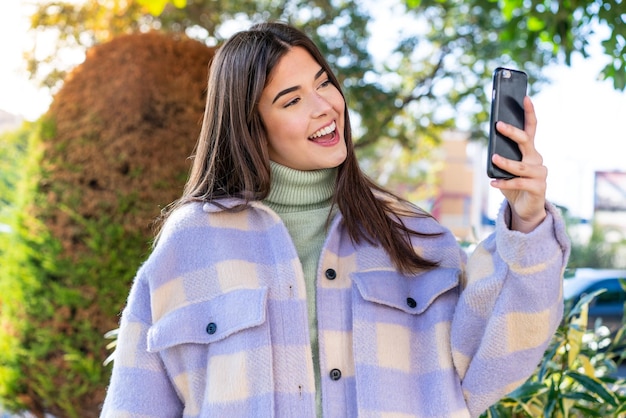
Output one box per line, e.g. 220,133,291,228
263,161,337,213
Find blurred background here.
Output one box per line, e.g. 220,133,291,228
2,0,625,236
1,0,625,416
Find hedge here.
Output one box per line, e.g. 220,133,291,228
0,31,214,417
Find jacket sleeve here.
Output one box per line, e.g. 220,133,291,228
100,271,183,417
451,201,570,417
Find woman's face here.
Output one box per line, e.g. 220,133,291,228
258,46,347,171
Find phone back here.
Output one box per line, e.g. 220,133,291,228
487,68,527,179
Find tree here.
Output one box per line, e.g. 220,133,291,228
403,0,626,89
497,0,626,90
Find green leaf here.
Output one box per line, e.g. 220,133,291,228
506,382,547,400
536,340,562,381
569,405,603,417
562,391,601,403
544,379,558,417
566,370,619,406
527,16,545,32
615,401,626,415
500,0,524,21
567,288,606,320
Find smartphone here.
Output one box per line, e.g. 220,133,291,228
487,67,527,179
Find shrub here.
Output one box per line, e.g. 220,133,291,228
0,31,214,417
482,287,626,417
0,123,30,216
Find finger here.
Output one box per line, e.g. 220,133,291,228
492,153,545,178
495,128,543,167
491,173,546,192
523,96,537,139
495,121,527,148
495,96,538,153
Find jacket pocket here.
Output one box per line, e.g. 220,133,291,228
351,269,466,417
147,287,268,352
352,268,460,314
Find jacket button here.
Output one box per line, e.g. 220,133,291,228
406,297,417,308
325,268,337,280
206,322,217,334
329,368,342,381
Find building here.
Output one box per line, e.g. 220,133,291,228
594,171,626,243
430,131,490,243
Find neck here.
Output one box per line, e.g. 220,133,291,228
263,161,336,213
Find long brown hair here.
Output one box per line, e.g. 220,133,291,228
158,21,440,273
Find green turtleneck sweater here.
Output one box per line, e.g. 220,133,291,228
263,161,337,415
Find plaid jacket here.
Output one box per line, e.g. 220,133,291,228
101,199,570,418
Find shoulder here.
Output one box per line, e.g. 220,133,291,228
152,202,206,246
159,199,282,240
139,199,286,288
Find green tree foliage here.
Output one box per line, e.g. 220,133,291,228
559,206,623,269
0,32,215,416
568,223,622,269
501,0,626,90
406,0,626,91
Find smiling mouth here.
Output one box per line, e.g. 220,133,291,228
308,121,337,141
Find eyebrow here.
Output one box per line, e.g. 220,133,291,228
271,67,326,104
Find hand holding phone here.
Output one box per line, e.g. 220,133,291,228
487,67,528,179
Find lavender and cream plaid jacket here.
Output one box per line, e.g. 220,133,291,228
101,198,570,418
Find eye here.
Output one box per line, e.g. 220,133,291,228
318,79,332,89
284,97,300,108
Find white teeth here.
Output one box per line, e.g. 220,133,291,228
309,121,336,139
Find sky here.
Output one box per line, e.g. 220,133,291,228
0,1,53,119
1,1,625,220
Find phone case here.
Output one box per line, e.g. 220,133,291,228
487,67,527,179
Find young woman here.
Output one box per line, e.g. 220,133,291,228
101,22,570,418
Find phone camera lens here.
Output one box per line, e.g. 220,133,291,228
502,70,511,78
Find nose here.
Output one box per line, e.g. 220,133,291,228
310,92,332,118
